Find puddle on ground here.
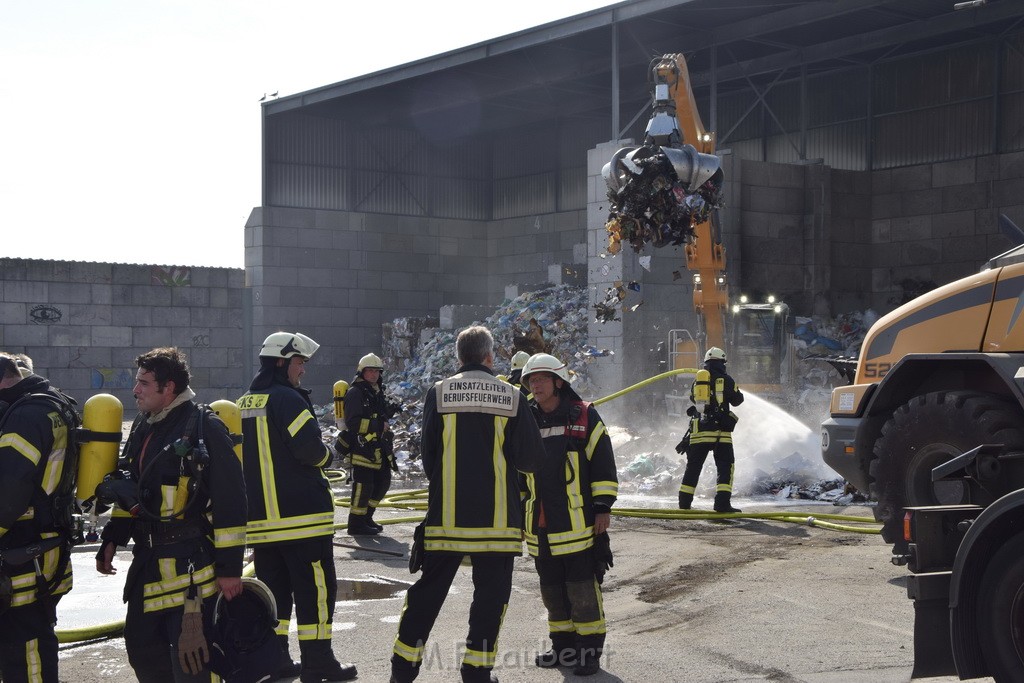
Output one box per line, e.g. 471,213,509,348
336,577,411,601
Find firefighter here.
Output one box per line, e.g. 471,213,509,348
95,347,248,682
0,353,77,683
391,326,543,683
521,353,618,677
677,346,745,513
506,350,531,397
343,353,399,536
237,332,357,682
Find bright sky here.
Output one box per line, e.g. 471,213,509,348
1,1,619,269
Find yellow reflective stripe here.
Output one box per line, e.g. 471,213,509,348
111,508,132,518
441,413,457,529
0,433,41,465
255,415,280,519
393,637,424,664
143,578,217,613
287,409,313,437
548,619,575,633
16,508,35,521
576,618,606,635
492,415,508,529
160,485,176,518
247,511,335,531
26,638,41,681
0,525,7,536
591,480,618,498
144,562,215,598
359,418,370,434
40,440,66,495
679,483,696,494
715,377,725,407
214,526,247,548
463,648,496,667
423,539,522,553
314,559,328,638
246,525,335,544
584,420,606,461
275,619,290,636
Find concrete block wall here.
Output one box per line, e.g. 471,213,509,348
0,258,245,413
485,210,586,295
868,153,1024,311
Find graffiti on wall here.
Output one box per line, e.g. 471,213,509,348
29,305,63,324
152,266,191,287
192,334,211,347
92,368,135,390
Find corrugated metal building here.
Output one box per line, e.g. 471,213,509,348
249,0,1024,397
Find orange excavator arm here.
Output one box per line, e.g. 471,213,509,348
654,54,728,353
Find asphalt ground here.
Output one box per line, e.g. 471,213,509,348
55,496,991,683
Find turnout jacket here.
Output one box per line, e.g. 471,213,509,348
237,378,334,545
689,361,744,445
343,377,390,470
101,392,246,614
523,398,618,557
420,364,543,554
0,375,75,608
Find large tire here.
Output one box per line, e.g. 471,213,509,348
978,533,1024,681
869,390,1024,545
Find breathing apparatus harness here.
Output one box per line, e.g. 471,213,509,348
97,403,213,545
0,389,82,610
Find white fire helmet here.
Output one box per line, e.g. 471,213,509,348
357,353,384,372
259,332,319,360
521,353,572,384
704,346,727,362
510,351,531,372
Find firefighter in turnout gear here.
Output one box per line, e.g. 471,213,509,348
506,350,531,397
237,332,357,682
95,348,247,682
391,326,543,683
521,353,618,677
0,353,77,683
343,353,397,536
677,347,744,512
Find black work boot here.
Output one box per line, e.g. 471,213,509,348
535,633,577,668
459,665,498,682
713,491,741,513
573,645,601,676
366,508,384,532
299,641,357,682
275,634,302,678
678,492,694,510
346,513,380,536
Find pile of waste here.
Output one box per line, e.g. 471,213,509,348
603,145,723,254
316,284,592,482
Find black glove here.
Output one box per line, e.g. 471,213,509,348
389,455,399,474
686,405,698,418
408,522,425,573
593,532,613,584
675,432,690,454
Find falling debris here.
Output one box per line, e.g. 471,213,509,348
595,283,628,323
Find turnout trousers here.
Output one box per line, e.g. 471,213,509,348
348,465,391,517
253,537,337,651
123,582,218,683
391,553,513,682
0,599,60,683
679,440,736,496
534,533,606,658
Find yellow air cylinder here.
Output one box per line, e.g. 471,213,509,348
693,368,711,409
76,393,123,504
333,380,349,427
211,399,243,463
